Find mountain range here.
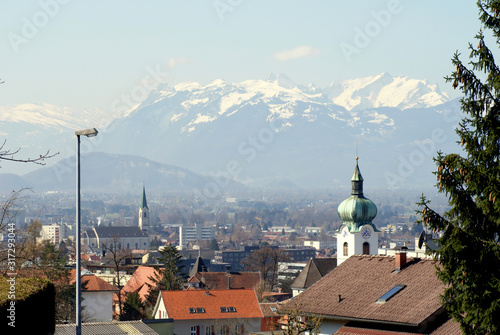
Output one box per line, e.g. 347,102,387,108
0,73,461,194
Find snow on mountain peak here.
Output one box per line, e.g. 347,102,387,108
328,73,449,111
266,73,297,89
0,103,114,129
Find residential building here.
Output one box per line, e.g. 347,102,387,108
114,265,161,315
303,239,337,251
290,257,337,297
70,269,119,322
336,158,380,265
187,270,260,290
281,252,460,334
152,289,263,334
268,226,297,234
214,246,315,272
38,223,60,245
305,226,323,235
179,223,215,247
259,302,281,332
214,246,258,271
277,261,308,282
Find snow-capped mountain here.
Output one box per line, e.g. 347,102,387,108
97,73,458,191
0,73,459,192
326,73,450,111
0,103,115,129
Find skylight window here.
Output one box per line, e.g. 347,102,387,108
376,284,406,304
196,308,205,313
220,307,237,313
189,308,196,313
270,307,277,312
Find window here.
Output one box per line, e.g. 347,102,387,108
205,325,214,335
228,307,236,312
196,307,205,313
189,308,196,313
270,306,277,312
343,242,348,256
190,326,197,335
220,307,228,313
377,284,406,303
363,242,370,255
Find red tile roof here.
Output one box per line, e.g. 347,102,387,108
69,270,119,292
188,272,260,290
117,265,161,303
283,255,444,328
158,289,263,320
429,318,461,334
259,302,280,317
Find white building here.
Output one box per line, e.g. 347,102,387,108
38,224,60,245
179,223,215,246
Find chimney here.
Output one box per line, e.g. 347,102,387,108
227,274,231,289
225,264,231,274
394,246,408,272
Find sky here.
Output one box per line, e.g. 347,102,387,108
0,1,482,114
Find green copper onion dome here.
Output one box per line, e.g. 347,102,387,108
337,158,378,231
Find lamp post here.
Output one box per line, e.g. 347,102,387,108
75,128,98,335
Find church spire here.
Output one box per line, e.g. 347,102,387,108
141,184,148,209
351,157,364,196
139,185,149,232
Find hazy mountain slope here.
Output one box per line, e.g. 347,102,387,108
16,152,245,193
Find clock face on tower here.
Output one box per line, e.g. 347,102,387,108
361,226,371,239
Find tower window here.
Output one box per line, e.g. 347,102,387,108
363,242,370,255
343,242,348,256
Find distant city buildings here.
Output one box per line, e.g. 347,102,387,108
214,246,315,271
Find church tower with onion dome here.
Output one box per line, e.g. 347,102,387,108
336,158,380,265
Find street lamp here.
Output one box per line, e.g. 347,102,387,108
75,128,98,335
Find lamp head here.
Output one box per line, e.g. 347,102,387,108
75,128,98,137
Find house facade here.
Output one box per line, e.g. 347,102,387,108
153,289,263,334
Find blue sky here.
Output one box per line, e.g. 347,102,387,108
0,1,481,113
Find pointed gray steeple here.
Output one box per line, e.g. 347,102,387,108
351,157,364,196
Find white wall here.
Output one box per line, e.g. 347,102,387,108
82,291,114,322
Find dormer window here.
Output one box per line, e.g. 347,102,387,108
189,308,196,313
220,307,228,313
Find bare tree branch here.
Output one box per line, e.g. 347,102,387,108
0,139,59,167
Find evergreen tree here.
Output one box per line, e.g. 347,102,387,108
121,291,143,321
417,1,500,333
145,244,186,307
